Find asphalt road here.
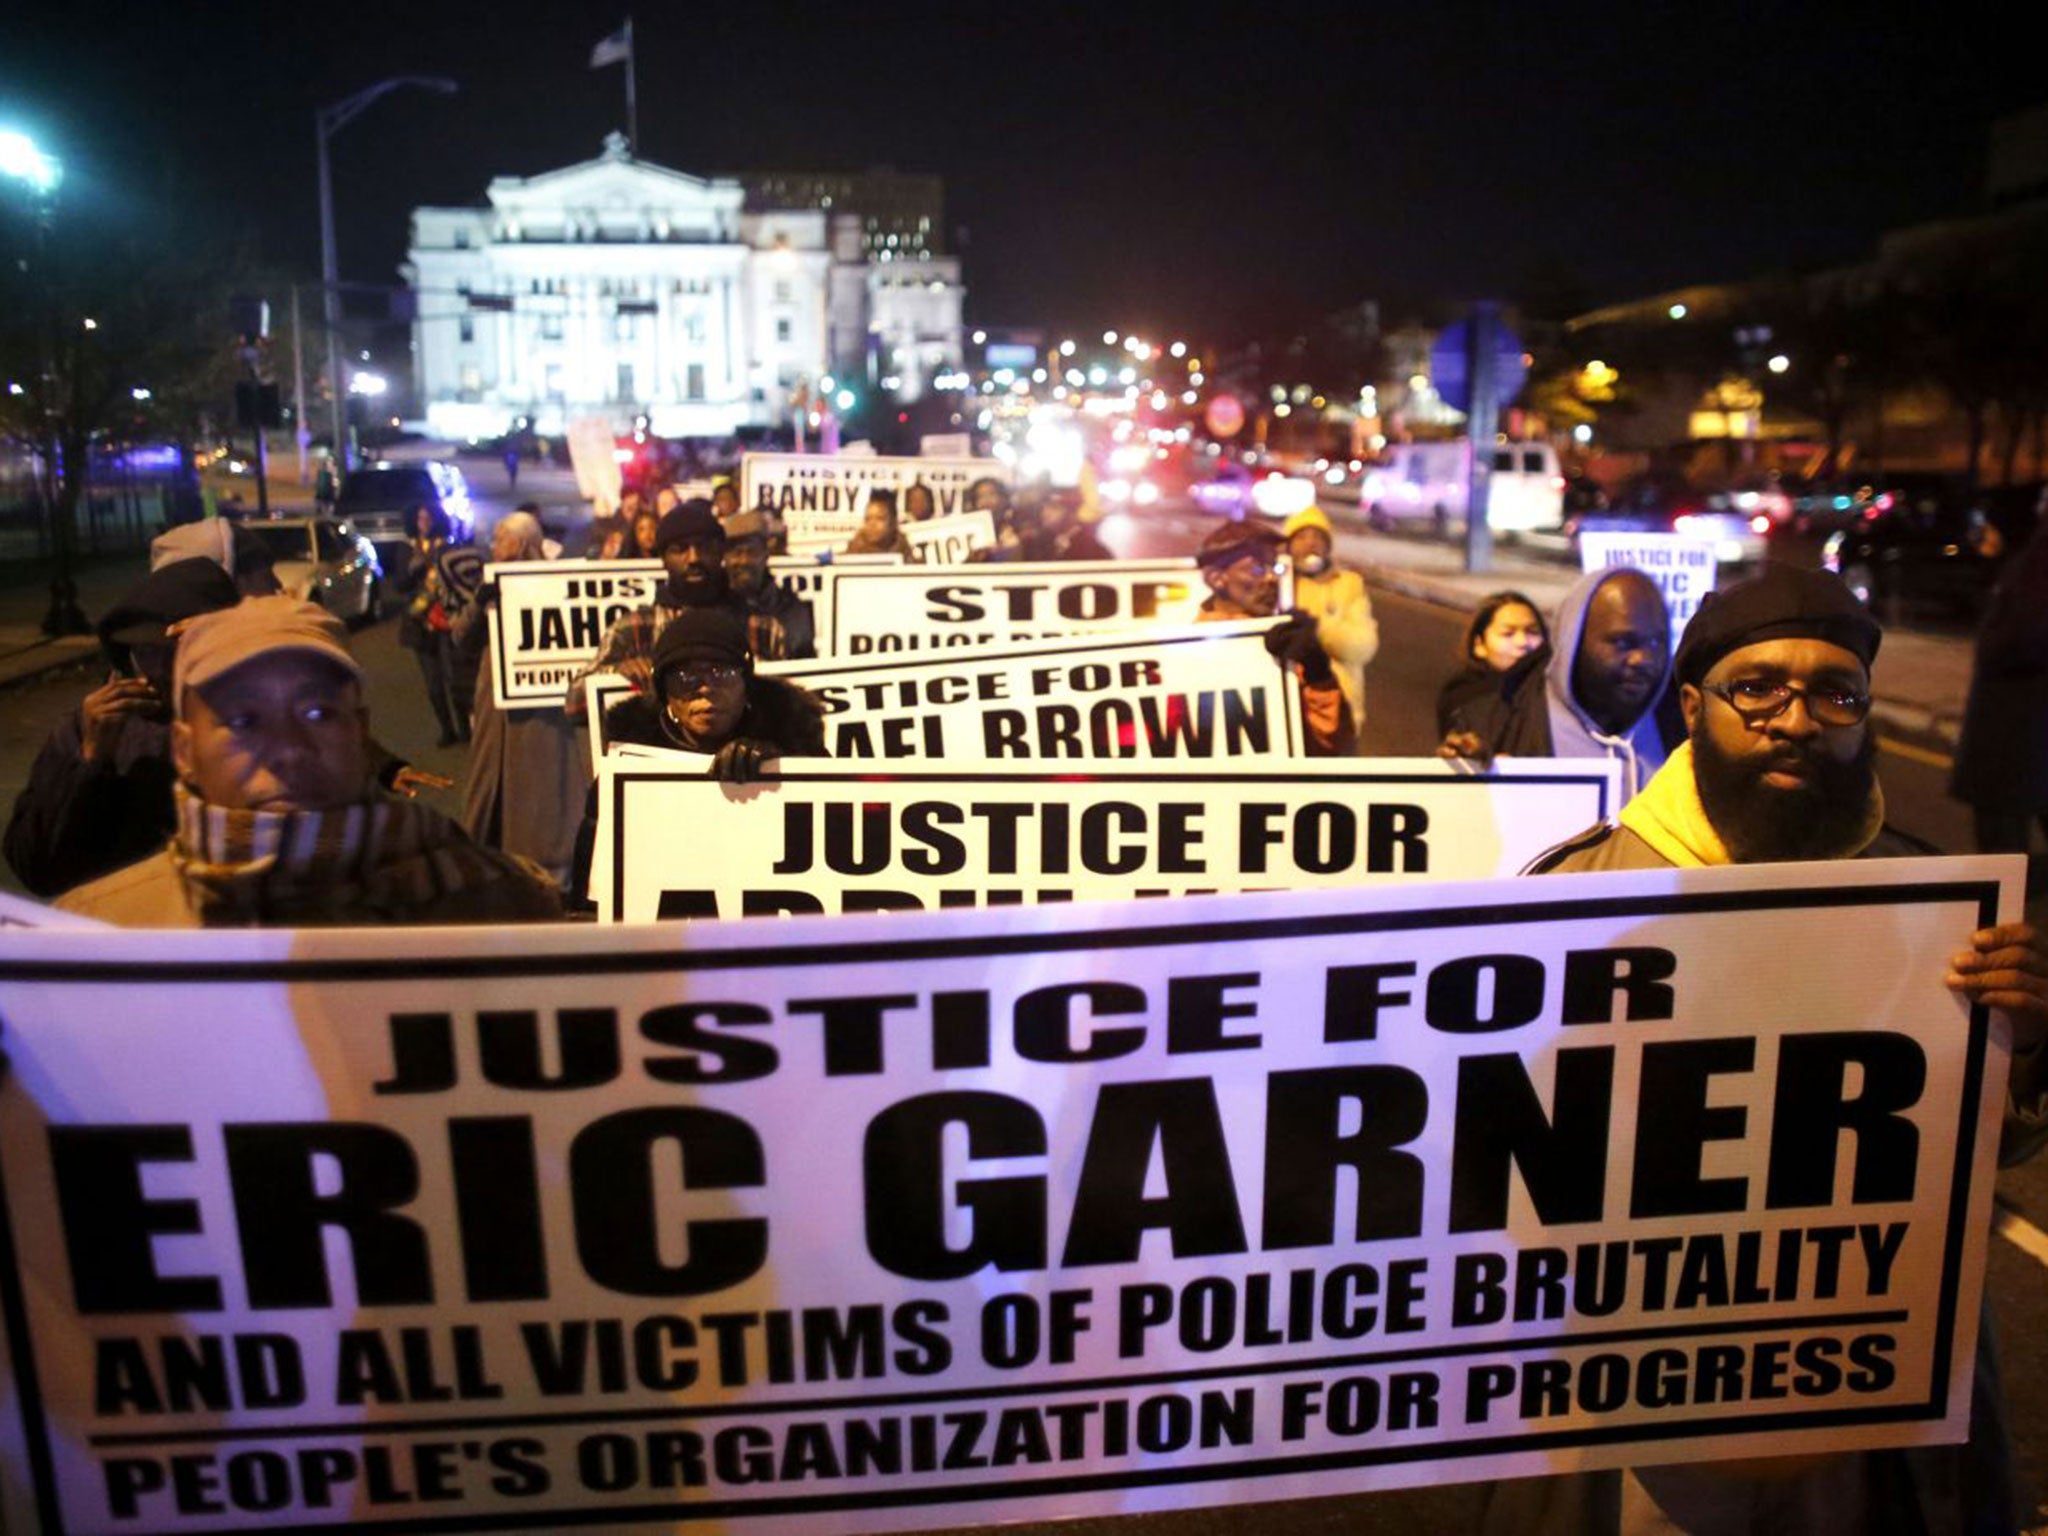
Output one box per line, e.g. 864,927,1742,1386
1,489,2044,1529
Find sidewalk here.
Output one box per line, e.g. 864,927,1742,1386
0,553,151,689
1323,510,1973,751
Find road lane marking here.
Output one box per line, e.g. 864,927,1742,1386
1995,1198,2048,1270
1879,737,1955,771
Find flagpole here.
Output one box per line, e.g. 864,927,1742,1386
624,16,639,155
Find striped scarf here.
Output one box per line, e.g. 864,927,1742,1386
168,784,545,925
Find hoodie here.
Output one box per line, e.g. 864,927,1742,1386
1446,567,1682,803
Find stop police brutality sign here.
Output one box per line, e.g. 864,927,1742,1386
0,858,2017,1531
822,560,1224,655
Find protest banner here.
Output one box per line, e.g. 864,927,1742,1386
920,432,971,458
822,558,1246,657
1578,532,1719,650
487,557,896,709
901,511,995,565
596,758,1619,922
0,857,2016,1532
564,416,623,510
758,622,1304,762
741,454,1008,555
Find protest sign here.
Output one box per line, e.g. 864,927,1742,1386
920,432,971,458
759,622,1304,761
564,416,623,510
822,559,1235,656
596,758,1619,922
902,511,995,565
741,454,1008,555
1578,532,1719,650
487,558,894,709
0,857,2016,1532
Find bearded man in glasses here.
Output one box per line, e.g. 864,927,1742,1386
1496,562,2048,1536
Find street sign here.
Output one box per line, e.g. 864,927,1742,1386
1431,318,1527,416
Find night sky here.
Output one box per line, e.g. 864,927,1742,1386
4,1,2042,342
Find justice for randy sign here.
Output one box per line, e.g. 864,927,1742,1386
0,859,2016,1531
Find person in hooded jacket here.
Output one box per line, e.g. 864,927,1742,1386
1441,565,1681,803
1282,505,1378,745
603,608,826,778
4,558,240,896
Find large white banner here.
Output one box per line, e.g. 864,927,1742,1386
487,557,897,708
0,859,2017,1533
823,559,1231,656
1578,533,1719,651
741,454,1008,556
595,759,1620,922
759,622,1305,761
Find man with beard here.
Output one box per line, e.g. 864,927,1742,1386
1195,521,1355,755
721,509,814,659
566,499,764,718
1496,562,2048,1536
1443,566,1681,803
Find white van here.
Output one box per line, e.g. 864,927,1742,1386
1363,440,1564,538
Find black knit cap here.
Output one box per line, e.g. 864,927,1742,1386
651,607,750,687
1196,520,1283,569
1672,563,1882,687
654,498,724,554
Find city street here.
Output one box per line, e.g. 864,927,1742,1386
3,490,2046,1528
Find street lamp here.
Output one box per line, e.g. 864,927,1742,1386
316,76,456,474
1,127,88,633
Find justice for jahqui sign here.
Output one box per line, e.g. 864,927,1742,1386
0,858,2017,1533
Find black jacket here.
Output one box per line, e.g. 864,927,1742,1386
603,675,827,757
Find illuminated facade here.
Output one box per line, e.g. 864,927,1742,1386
404,135,963,439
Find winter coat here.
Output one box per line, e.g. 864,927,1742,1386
603,674,828,758
460,653,588,885
1293,564,1378,740
1951,528,2048,813
1446,568,1683,803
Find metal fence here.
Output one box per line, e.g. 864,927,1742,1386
0,444,199,561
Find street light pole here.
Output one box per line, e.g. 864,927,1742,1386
315,76,457,477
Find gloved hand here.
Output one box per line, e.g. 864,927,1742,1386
710,737,775,783
1264,610,1335,685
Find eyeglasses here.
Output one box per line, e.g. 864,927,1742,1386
663,663,745,694
1702,677,1871,727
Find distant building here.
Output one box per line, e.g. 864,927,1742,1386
403,135,964,441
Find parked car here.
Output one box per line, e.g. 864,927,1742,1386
1566,473,1772,565
335,460,474,557
240,516,385,623
1822,483,2008,622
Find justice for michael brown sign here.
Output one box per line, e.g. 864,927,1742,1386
484,556,900,709
595,759,1619,923
757,621,1305,762
0,858,2018,1533
822,558,1279,657
741,453,1010,556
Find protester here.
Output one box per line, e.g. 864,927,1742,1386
4,558,240,896
967,475,1012,529
904,481,938,522
977,485,1113,562
1498,561,2048,1536
312,454,337,516
710,480,740,520
585,489,646,560
721,509,815,658
56,596,560,926
458,512,586,885
846,490,915,557
1435,589,1550,735
603,608,826,777
148,518,283,596
1282,505,1378,745
567,499,774,717
396,503,483,745
1442,566,1680,802
1195,521,1355,755
1951,524,2048,882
